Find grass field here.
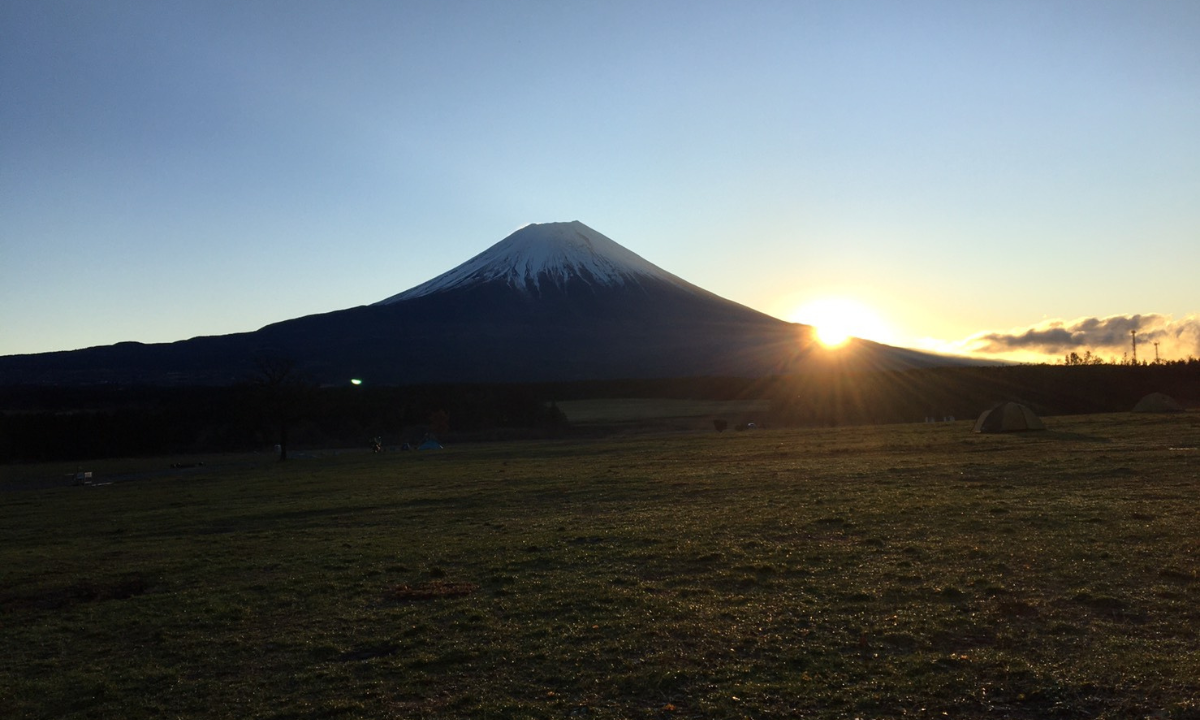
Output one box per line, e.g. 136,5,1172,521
555,398,770,427
2,413,1198,719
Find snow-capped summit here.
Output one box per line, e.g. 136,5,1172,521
376,221,696,304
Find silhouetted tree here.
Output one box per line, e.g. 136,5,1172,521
250,355,312,461
1062,350,1107,366
429,409,450,437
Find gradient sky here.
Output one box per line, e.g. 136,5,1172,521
3,1,1198,363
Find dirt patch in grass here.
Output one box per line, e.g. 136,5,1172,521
388,580,479,601
336,643,400,662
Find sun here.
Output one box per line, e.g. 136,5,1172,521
791,297,893,348
816,323,852,348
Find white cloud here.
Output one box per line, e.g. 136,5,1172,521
960,313,1200,362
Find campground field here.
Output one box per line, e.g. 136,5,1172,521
2,412,1198,719
554,398,771,431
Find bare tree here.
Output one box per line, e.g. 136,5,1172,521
250,355,312,461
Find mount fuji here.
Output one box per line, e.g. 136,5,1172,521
0,221,960,386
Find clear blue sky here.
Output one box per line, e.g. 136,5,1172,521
3,1,1198,362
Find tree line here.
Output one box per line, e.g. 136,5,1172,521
770,359,1200,427
2,359,1197,463
0,382,569,463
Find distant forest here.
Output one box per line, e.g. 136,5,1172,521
1,359,1197,463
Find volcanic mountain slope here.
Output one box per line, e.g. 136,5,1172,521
0,221,962,386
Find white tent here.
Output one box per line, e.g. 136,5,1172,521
973,402,1046,433
1132,392,1184,413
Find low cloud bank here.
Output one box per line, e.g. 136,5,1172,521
967,313,1200,361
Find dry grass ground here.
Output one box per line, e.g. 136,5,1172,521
1,412,1198,719
555,398,770,425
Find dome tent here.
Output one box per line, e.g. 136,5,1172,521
973,402,1046,433
1132,392,1184,413
417,434,444,450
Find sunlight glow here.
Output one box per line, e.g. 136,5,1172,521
791,297,894,348
817,324,852,348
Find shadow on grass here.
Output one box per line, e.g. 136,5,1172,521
1,574,153,612
1039,430,1112,443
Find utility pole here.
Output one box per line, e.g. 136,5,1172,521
1154,341,1160,364
1130,330,1137,365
